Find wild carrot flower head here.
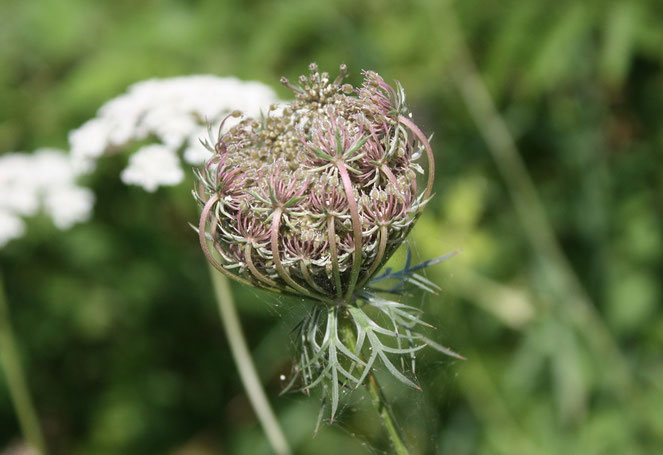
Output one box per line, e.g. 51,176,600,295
196,64,434,303
0,149,94,247
69,75,278,189
196,64,459,421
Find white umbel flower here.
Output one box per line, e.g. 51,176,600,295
0,210,25,248
69,75,279,187
43,186,95,229
120,144,184,192
67,118,111,174
183,126,214,165
0,153,40,216
0,149,94,247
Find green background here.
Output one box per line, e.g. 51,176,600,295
1,0,662,453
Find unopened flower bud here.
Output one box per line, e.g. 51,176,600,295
197,64,434,302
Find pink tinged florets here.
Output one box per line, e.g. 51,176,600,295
308,182,348,218
282,235,329,265
303,115,367,173
234,211,271,246
363,190,410,229
196,64,435,303
254,167,309,211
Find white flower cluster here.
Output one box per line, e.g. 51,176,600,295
1,75,277,247
68,75,280,191
120,144,184,192
0,149,95,247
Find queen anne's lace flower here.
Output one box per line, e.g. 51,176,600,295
0,149,94,247
197,64,434,301
196,64,459,420
120,144,185,192
0,210,25,247
2,76,279,243
69,76,280,191
0,154,40,217
43,186,95,229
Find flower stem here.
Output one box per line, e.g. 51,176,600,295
0,272,47,455
207,264,292,455
365,375,410,455
339,322,410,455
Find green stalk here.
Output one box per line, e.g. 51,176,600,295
207,264,292,455
365,374,410,455
0,272,47,455
340,322,410,455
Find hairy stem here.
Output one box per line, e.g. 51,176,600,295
365,375,410,455
207,265,292,455
0,272,47,455
339,322,410,455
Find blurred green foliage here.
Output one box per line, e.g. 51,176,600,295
1,0,662,453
